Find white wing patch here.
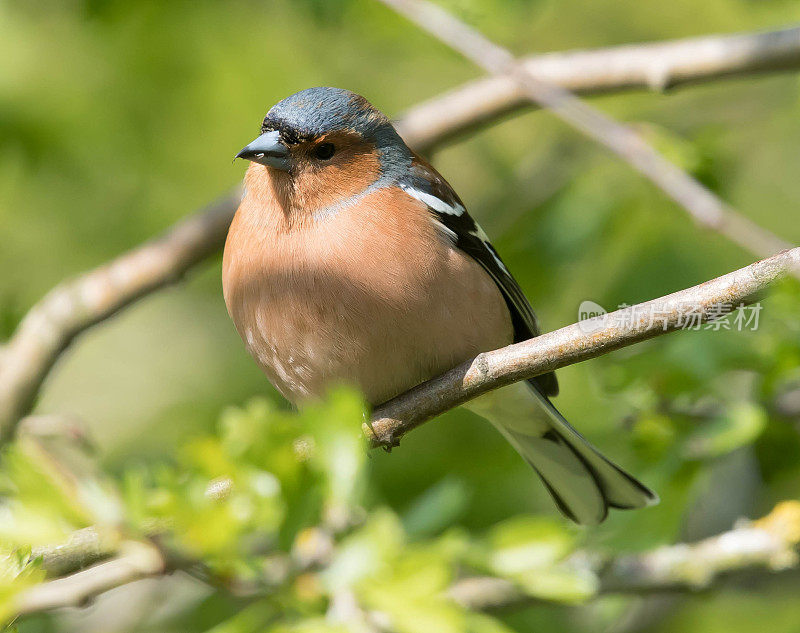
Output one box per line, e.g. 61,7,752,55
402,155,558,395
400,184,465,216
469,225,510,274
401,181,510,274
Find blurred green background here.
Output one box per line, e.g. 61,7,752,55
2,0,800,631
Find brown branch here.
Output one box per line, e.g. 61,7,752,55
400,26,800,152
2,25,799,441
30,527,117,578
365,247,800,447
380,0,794,261
0,192,240,442
15,541,165,617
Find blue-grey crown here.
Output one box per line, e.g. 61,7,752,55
262,87,413,184
264,87,399,145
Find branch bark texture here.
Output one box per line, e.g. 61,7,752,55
366,247,800,447
15,541,165,617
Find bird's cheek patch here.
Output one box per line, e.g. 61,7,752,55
294,149,382,215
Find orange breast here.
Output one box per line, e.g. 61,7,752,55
223,179,512,405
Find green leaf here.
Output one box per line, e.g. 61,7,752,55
0,440,101,547
322,509,405,593
486,516,577,575
402,477,470,539
0,550,45,626
299,387,369,521
515,564,599,603
204,599,277,633
464,612,517,633
268,621,348,633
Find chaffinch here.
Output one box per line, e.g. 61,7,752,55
223,87,656,524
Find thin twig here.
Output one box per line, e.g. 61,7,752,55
400,26,800,151
0,192,240,442
379,0,794,260
30,527,117,578
15,541,165,616
450,502,800,609
366,248,800,447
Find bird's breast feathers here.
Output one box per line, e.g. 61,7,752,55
222,181,512,404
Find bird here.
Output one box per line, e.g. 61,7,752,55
223,87,657,525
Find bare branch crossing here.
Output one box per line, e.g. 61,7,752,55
400,26,800,151
380,0,794,259
367,247,800,447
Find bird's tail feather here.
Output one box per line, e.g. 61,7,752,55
485,385,658,525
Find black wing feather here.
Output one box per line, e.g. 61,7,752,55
402,157,559,397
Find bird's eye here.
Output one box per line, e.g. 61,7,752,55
313,142,335,160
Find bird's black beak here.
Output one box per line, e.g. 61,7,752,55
235,130,290,170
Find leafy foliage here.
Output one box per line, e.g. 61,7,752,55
0,388,610,631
